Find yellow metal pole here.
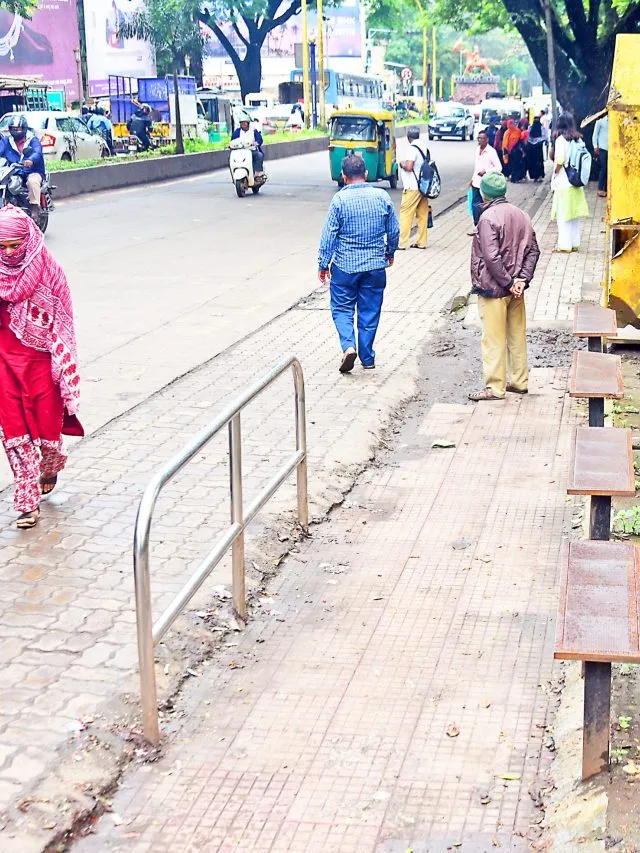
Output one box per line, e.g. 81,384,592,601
317,0,325,127
422,26,428,117
413,0,428,118
432,27,436,108
302,0,311,129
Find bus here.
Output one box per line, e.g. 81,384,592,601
289,69,384,110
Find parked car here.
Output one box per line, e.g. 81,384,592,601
428,102,475,141
0,111,109,161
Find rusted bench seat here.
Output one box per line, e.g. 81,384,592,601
573,302,618,352
568,426,635,540
570,351,624,427
555,540,640,779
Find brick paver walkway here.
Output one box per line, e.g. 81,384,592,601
0,178,591,851
75,368,573,852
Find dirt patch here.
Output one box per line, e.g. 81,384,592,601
605,347,640,851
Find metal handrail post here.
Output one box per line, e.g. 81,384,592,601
132,356,308,745
293,362,309,530
133,491,161,745
229,413,246,619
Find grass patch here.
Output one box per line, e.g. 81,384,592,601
47,129,328,171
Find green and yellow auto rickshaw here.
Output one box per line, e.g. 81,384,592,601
328,108,398,188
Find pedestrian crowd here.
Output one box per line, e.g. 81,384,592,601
0,106,607,529
316,106,607,407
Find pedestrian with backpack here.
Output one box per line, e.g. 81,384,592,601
551,113,589,253
398,126,430,250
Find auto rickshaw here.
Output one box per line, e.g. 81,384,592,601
328,108,398,188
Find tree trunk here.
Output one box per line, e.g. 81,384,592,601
235,42,263,102
173,61,184,155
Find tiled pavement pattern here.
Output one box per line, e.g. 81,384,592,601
0,178,592,851
75,369,573,852
527,189,606,328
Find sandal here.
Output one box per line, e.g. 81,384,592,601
17,508,40,529
40,475,58,496
506,384,528,394
468,388,504,402
410,244,427,249
339,348,357,374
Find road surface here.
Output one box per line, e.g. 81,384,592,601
0,135,475,487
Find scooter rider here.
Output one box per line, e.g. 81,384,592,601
0,115,45,218
128,100,153,151
231,116,264,175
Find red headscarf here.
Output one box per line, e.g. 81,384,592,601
0,206,46,302
0,206,81,419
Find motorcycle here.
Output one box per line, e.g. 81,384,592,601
228,139,267,198
0,158,54,234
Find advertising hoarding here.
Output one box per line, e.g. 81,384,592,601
84,0,156,97
204,0,362,62
0,1,81,101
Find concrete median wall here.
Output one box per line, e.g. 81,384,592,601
53,135,330,200
52,123,429,200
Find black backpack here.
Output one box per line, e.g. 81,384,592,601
413,145,441,199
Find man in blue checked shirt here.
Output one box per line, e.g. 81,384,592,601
318,154,400,374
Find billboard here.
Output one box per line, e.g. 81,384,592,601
0,1,81,101
84,0,156,97
204,0,362,62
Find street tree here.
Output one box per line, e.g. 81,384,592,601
119,0,203,155
430,0,640,116
199,0,336,100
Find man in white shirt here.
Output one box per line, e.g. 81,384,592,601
470,130,502,229
397,126,430,250
593,112,609,198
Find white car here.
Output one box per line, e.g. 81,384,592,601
0,112,109,161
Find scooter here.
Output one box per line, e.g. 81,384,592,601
228,139,267,198
0,159,54,234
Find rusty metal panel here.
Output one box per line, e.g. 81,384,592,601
555,540,640,662
569,351,624,399
567,426,635,496
573,303,618,338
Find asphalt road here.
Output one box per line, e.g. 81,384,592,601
0,135,476,487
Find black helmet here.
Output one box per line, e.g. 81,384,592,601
8,115,28,139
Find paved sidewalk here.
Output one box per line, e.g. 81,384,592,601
0,178,585,851
75,368,573,852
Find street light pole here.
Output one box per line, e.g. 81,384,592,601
432,27,437,109
317,0,326,127
302,0,311,128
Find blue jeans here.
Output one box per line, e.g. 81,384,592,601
329,265,386,366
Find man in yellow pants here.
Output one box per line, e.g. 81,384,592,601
398,126,429,250
468,172,540,401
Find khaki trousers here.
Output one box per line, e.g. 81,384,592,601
477,294,528,398
399,189,429,249
26,173,42,205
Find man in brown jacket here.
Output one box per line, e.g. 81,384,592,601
468,172,540,401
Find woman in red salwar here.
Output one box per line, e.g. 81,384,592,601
0,206,82,529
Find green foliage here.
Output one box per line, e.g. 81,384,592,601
5,0,38,17
370,0,640,115
613,505,640,536
118,0,203,60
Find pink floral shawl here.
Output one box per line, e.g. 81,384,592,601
0,207,81,419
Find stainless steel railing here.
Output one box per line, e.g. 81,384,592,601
133,356,308,743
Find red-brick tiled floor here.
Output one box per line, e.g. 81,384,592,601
75,367,572,852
